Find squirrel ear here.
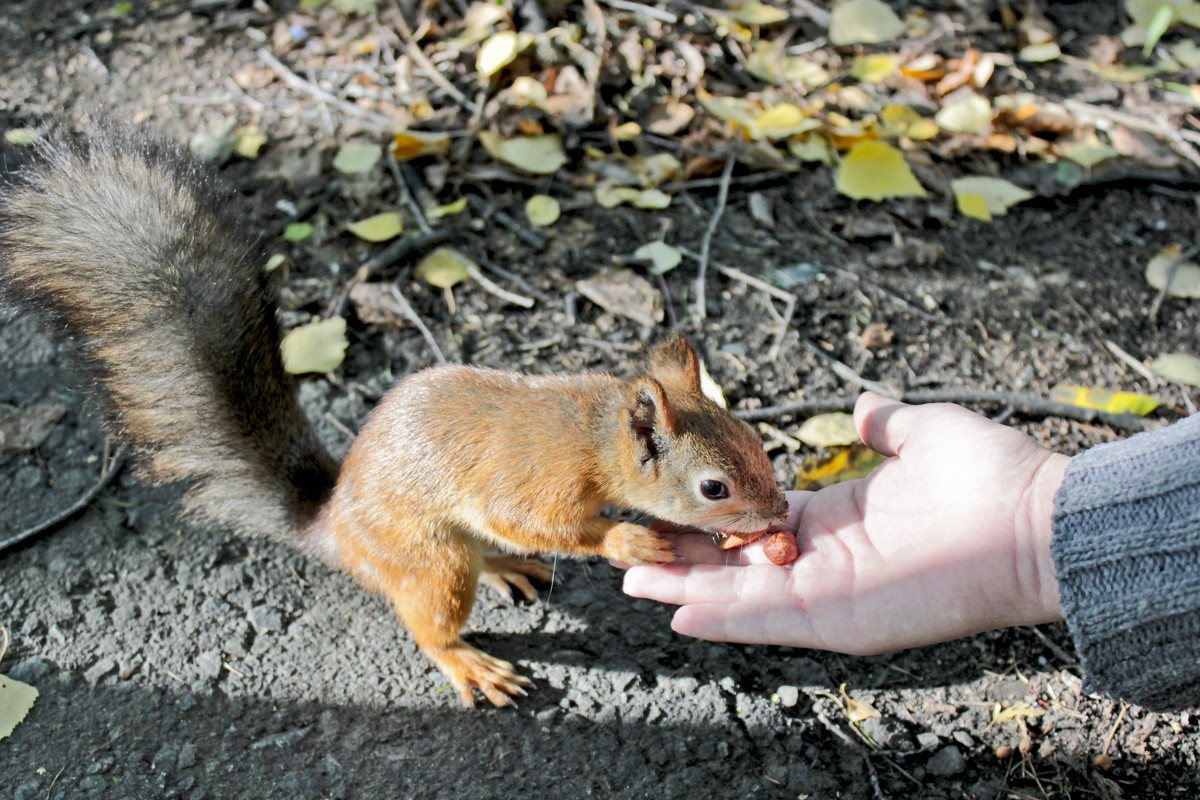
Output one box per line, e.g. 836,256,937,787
647,335,702,394
626,377,677,468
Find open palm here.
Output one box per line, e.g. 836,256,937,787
623,393,1068,655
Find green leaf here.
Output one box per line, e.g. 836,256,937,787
280,317,348,374
283,222,314,242
1144,4,1176,56
346,212,403,242
1149,352,1200,386
0,674,39,741
332,142,382,174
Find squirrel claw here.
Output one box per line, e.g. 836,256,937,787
429,642,532,709
480,554,553,602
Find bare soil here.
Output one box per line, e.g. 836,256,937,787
2,2,1199,799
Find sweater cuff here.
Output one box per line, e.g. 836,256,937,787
1051,413,1200,710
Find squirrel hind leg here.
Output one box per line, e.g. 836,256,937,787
350,529,532,707
479,553,554,603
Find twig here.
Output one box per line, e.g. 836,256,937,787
677,248,795,359
0,445,126,554
255,48,395,130
735,389,1164,433
386,151,431,235
90,719,144,756
802,339,897,397
1024,625,1078,667
326,228,457,318
1063,99,1200,172
466,195,547,250
816,712,888,800
828,267,942,323
389,286,447,365
598,0,678,23
694,157,735,320
323,411,357,442
1103,339,1158,389
388,1,477,113
464,263,536,308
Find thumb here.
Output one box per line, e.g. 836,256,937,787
853,392,921,457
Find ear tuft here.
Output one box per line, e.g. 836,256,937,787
626,377,675,469
647,335,701,394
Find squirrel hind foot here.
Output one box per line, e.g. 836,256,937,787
427,641,533,708
479,554,554,603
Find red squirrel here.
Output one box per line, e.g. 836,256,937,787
0,129,788,706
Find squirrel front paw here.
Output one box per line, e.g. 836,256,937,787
602,522,676,565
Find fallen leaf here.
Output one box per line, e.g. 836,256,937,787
264,253,286,273
426,197,468,220
416,247,472,289
835,141,927,201
1149,353,1200,386
332,142,382,174
935,91,993,135
795,444,887,490
697,89,762,129
950,177,1033,221
349,282,409,327
629,152,682,188
829,0,906,45
795,412,861,447
3,128,39,146
283,222,314,242
1146,244,1200,298
476,30,530,77
478,131,567,174
0,674,38,742
281,317,348,374
1019,41,1062,62
576,267,663,328
840,684,882,722
633,240,682,274
632,189,672,209
233,125,267,159
525,195,561,226
788,133,837,164
851,53,899,83
347,212,404,242
989,701,1046,726
747,38,830,88
1049,384,1160,416
0,399,68,452
733,1,789,25
393,130,450,161
1060,135,1119,168
748,103,821,140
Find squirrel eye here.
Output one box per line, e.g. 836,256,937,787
700,480,729,500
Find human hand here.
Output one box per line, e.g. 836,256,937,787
623,393,1069,655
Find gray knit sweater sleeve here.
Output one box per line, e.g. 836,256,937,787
1051,413,1200,710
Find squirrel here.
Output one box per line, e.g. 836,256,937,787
0,128,788,707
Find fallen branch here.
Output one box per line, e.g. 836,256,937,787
736,389,1164,433
694,157,735,320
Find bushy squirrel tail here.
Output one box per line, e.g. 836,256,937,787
0,128,339,542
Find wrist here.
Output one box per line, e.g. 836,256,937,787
1020,450,1070,624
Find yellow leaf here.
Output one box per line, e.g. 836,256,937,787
935,92,993,135
1049,384,1160,416
525,195,561,227
347,212,404,242
416,247,473,289
795,444,887,491
0,674,38,741
1146,244,1200,298
629,152,682,187
509,75,548,107
747,38,830,88
829,0,906,45
633,240,682,274
840,684,882,722
795,412,860,447
233,125,267,159
1149,353,1200,387
281,317,348,374
476,31,528,77
950,177,1033,219
788,133,837,164
835,141,926,201
393,130,450,161
332,141,382,174
595,185,640,208
478,132,567,174
426,197,468,220
851,53,899,83
633,189,672,209
989,701,1046,726
697,89,763,129
3,128,39,146
748,103,819,140
1019,41,1062,62
1060,135,1119,168
956,192,992,221
732,1,790,25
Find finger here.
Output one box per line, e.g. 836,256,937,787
671,601,814,647
853,392,913,457
623,562,790,605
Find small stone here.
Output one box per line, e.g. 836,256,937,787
83,657,116,684
926,745,967,776
916,732,941,750
9,656,55,683
248,605,284,634
776,685,800,707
